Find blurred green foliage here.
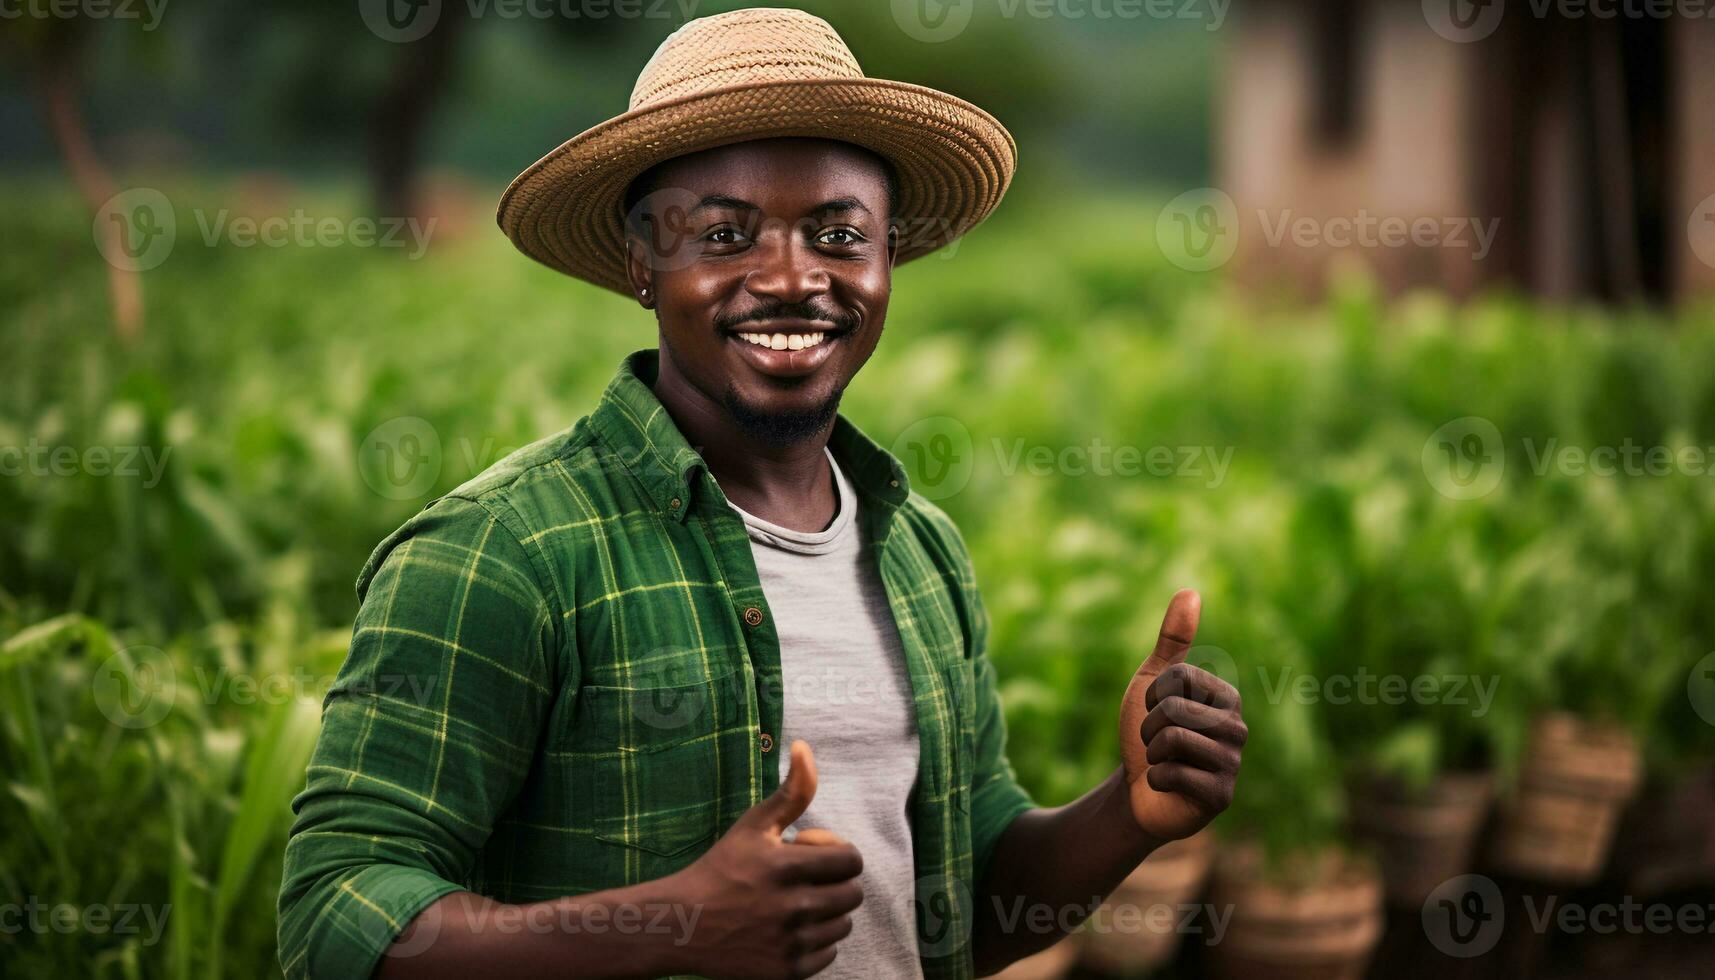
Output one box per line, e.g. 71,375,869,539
3,178,1715,974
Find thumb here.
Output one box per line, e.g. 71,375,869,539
1131,589,1202,690
744,739,819,837
1120,590,1201,775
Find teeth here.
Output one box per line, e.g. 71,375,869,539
738,332,828,350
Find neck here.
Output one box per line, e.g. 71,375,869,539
652,348,838,533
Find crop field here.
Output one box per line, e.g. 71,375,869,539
4,180,1714,977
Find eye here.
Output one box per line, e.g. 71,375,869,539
703,225,749,246
817,227,866,247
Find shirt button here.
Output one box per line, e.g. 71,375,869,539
759,732,774,753
743,606,764,627
669,497,681,510
889,479,900,488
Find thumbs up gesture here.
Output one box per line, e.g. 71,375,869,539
1117,590,1247,842
669,741,864,978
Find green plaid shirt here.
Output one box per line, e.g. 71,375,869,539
278,350,1035,979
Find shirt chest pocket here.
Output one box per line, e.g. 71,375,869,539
569,662,742,859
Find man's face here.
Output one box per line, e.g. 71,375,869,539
625,138,897,444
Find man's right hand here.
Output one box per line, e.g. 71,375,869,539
666,740,864,979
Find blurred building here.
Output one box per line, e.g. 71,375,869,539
1221,0,1715,301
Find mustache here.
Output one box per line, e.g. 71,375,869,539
715,301,860,333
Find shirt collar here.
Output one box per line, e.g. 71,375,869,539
590,349,912,523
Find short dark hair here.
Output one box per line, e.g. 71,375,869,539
622,142,900,233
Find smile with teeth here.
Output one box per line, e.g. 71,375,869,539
736,331,829,351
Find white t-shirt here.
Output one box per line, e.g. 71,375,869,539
726,449,924,980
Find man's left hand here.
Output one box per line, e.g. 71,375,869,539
1117,589,1246,842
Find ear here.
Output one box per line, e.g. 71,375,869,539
885,221,900,272
623,234,656,310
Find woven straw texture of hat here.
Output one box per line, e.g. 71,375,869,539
496,7,1016,294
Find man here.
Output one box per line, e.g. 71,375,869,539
278,9,1245,979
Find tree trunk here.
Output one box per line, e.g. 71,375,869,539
35,37,145,342
369,5,468,222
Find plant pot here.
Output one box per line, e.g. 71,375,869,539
1613,762,1715,897
1204,843,1383,980
1077,829,1215,975
990,933,1082,980
1347,770,1494,908
1489,712,1641,884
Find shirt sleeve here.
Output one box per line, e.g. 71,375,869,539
277,494,561,980
959,548,1038,888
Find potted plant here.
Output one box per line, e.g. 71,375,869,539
1606,472,1715,896
1194,584,1385,980
1485,475,1685,884
1203,693,1383,980
1277,477,1501,909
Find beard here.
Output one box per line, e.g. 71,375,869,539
720,379,845,448
656,298,858,448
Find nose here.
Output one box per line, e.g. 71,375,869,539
743,219,831,304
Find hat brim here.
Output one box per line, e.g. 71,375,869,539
496,76,1016,294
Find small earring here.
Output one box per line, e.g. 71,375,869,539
639,288,651,301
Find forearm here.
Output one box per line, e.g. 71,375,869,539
375,872,698,980
970,766,1160,975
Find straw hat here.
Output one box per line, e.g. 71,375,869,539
496,7,1016,294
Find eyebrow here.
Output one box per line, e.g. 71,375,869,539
687,195,873,217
